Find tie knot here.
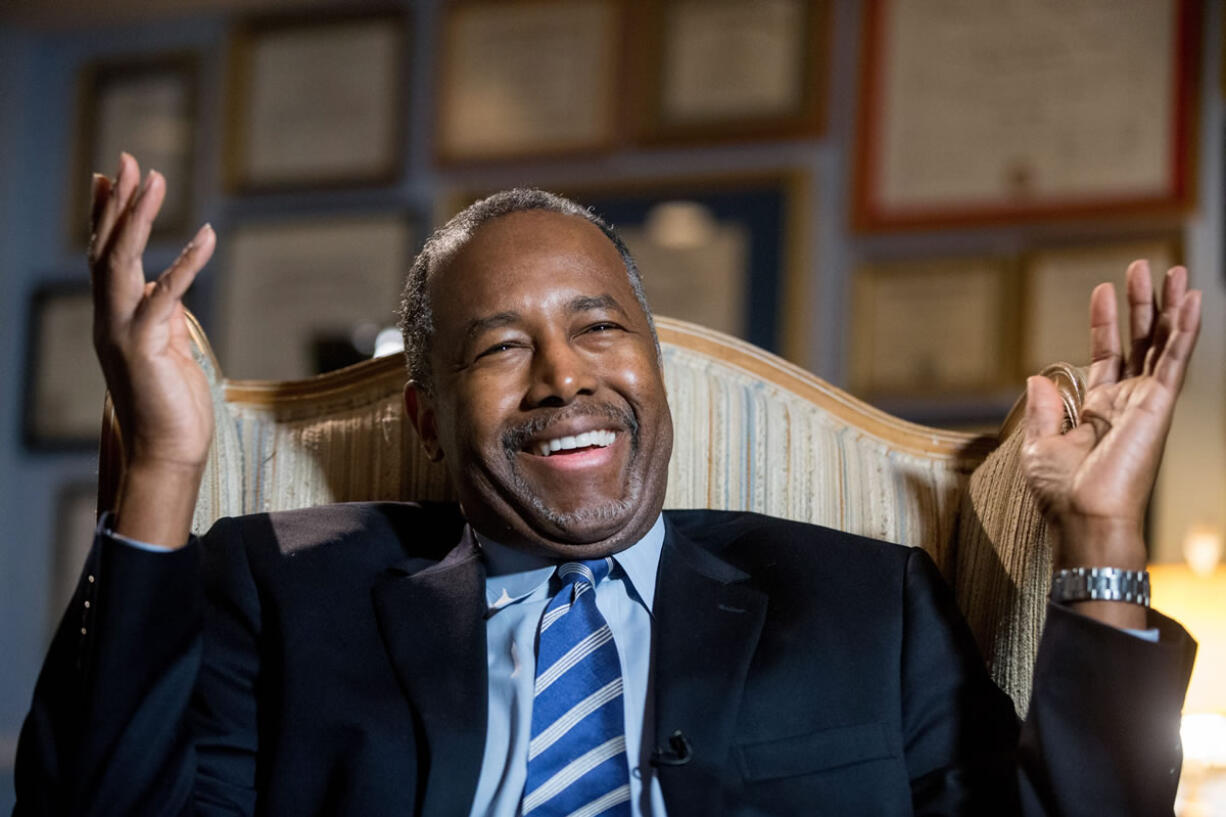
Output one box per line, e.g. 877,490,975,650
557,558,612,588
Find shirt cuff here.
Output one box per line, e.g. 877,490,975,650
101,524,179,553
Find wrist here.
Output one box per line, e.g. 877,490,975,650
114,460,204,548
1052,517,1147,572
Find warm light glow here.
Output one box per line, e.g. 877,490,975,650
1182,714,1226,768
1150,565,1226,718
1184,526,1224,577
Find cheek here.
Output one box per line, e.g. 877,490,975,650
612,355,667,418
447,378,524,450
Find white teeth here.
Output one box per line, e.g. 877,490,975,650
533,429,617,456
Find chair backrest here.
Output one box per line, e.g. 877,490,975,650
99,313,1084,715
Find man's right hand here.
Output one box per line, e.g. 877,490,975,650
90,153,216,547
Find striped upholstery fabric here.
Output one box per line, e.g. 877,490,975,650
99,315,1080,716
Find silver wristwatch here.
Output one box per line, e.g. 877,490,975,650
1050,566,1151,607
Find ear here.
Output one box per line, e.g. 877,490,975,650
404,381,444,462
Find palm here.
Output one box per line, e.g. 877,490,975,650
118,297,214,465
1022,262,1201,565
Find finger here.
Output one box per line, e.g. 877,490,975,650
1162,264,1188,308
1124,260,1155,377
138,223,216,325
89,173,111,230
1144,266,1187,375
1086,282,1123,389
100,169,167,323
1024,375,1065,446
87,174,113,276
1152,289,1202,392
90,153,140,266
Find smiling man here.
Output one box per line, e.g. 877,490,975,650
403,204,672,558
15,156,1202,817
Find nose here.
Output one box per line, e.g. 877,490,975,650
524,336,597,407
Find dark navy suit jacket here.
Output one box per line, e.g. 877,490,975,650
15,503,1196,816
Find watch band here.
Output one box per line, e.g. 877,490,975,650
1050,566,1151,607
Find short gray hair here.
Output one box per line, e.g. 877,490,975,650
397,188,655,392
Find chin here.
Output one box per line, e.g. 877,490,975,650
518,494,654,555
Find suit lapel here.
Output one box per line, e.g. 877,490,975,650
371,528,488,817
652,520,767,815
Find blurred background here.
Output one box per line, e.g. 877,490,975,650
0,0,1223,811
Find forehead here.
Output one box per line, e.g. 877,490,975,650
430,209,632,315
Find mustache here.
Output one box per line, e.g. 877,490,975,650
502,403,638,456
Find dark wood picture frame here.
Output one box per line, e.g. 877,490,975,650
224,9,408,193
633,0,830,145
216,210,417,380
23,282,108,451
848,256,1021,400
1018,235,1184,376
435,0,624,164
853,0,1201,231
72,52,199,244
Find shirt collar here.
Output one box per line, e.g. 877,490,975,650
475,514,666,613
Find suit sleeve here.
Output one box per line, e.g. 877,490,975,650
899,547,1195,817
13,516,263,817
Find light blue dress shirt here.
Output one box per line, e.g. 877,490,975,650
470,515,668,817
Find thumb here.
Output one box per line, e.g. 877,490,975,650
1024,375,1064,446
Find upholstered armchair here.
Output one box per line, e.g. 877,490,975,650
98,313,1086,717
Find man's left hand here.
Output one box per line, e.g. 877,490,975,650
1022,261,1202,629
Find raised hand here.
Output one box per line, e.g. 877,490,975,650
89,153,216,546
1022,261,1201,626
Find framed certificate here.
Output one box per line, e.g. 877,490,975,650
854,0,1199,230
436,0,621,162
217,212,415,381
225,11,407,191
638,0,829,143
441,172,812,363
850,257,1017,397
73,54,198,242
1021,237,1182,376
23,283,109,449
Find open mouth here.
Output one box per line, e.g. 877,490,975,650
530,429,618,457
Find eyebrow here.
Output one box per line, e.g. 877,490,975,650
463,311,520,342
568,294,627,316
462,294,628,342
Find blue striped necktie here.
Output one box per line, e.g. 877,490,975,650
521,558,632,817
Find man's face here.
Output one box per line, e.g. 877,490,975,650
407,209,673,559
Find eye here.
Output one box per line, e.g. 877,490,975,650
477,341,521,359
584,321,622,334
